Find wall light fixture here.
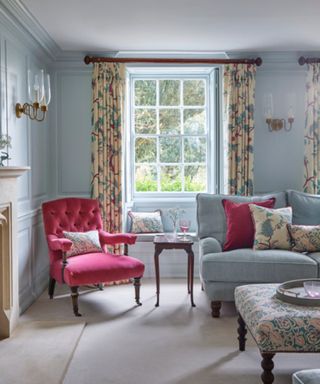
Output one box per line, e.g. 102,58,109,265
264,93,294,132
15,69,51,122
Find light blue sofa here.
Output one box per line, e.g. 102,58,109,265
196,190,320,317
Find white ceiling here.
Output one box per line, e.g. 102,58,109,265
21,0,320,52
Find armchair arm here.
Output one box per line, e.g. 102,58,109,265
47,235,73,252
99,230,137,246
199,237,222,256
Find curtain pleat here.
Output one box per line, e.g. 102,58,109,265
224,64,256,196
303,63,320,194
91,62,125,253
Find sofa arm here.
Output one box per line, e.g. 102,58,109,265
99,230,137,246
199,237,222,255
47,235,73,252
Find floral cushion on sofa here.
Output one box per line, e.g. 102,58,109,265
288,224,320,252
63,230,102,257
235,284,320,352
249,205,292,250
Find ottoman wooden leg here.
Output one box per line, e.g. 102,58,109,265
261,352,275,384
237,314,247,351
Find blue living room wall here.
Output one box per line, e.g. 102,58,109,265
254,55,305,193
0,1,312,289
0,6,53,311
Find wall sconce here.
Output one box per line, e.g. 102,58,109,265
264,93,294,132
15,69,51,122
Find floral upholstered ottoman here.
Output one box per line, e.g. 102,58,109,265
234,284,320,384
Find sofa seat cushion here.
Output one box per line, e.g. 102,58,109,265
293,370,320,384
51,252,145,285
200,249,318,283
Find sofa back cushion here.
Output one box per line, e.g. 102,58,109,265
196,192,287,244
287,190,320,225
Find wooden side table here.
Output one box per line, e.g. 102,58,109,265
153,234,196,307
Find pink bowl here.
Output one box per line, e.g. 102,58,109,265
304,281,320,298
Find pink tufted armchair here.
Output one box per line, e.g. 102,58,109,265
42,198,145,316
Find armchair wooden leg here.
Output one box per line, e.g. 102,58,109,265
70,286,82,317
48,277,56,299
211,301,222,318
133,277,142,306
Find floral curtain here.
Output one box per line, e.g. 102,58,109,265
91,62,125,251
303,64,320,194
223,63,256,196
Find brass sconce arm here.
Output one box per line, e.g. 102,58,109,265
15,102,48,122
16,69,51,122
266,117,294,132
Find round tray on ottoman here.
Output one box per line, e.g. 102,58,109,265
276,278,320,306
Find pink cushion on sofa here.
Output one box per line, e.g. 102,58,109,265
51,252,145,286
222,198,276,251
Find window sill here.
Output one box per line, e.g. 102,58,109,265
130,196,198,204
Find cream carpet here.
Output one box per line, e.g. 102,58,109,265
11,280,320,384
0,320,85,384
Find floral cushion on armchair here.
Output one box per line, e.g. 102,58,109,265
63,230,102,257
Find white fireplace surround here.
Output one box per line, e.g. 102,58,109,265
0,166,30,339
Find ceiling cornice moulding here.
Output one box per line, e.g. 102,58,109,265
0,0,61,60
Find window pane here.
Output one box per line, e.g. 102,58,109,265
135,165,157,192
135,80,156,106
185,165,206,192
183,80,205,106
160,166,182,191
135,138,157,163
135,109,156,134
184,137,206,162
159,80,180,106
160,137,181,163
159,109,180,134
184,109,206,134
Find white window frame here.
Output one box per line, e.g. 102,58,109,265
125,65,221,203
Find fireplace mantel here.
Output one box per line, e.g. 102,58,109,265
0,166,30,178
0,166,30,339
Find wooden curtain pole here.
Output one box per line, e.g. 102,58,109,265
298,56,320,65
84,55,263,66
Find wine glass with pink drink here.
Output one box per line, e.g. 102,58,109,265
179,219,190,241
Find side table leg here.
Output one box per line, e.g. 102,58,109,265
154,249,161,307
187,249,196,307
237,314,247,351
187,252,191,294
261,353,275,384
